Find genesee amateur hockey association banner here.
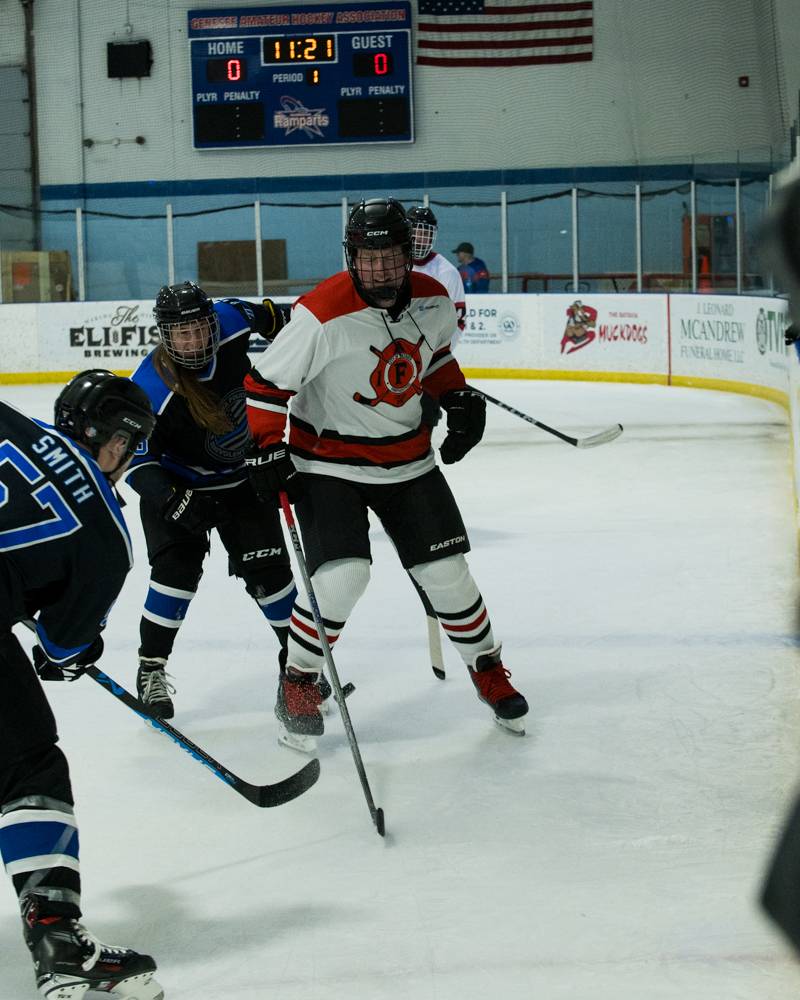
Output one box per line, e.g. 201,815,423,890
416,0,594,68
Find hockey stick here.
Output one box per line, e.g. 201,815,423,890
476,389,623,448
87,667,320,807
21,621,319,808
279,492,385,837
408,573,446,680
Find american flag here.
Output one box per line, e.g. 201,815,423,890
417,0,594,68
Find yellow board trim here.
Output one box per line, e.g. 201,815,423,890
0,370,134,385
669,375,789,409
0,367,790,411
461,368,789,408
462,367,669,385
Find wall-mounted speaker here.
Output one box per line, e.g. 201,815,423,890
107,40,153,79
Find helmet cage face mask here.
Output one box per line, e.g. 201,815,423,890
54,370,156,466
158,314,220,370
154,282,220,370
344,199,413,307
407,207,438,262
410,221,437,261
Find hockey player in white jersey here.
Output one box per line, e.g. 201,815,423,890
407,205,466,334
244,198,528,749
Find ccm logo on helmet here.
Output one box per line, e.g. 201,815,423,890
242,548,283,560
365,229,389,236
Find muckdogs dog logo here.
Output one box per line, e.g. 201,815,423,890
354,336,425,408
273,96,330,137
560,301,598,354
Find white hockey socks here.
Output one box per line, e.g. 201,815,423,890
286,557,370,674
410,554,496,662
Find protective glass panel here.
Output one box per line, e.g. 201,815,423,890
507,186,572,293
578,183,637,293
640,182,692,293
83,202,165,301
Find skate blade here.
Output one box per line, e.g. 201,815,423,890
40,972,162,1000
277,725,318,754
494,715,526,736
105,973,164,1000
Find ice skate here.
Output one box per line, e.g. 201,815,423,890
275,665,323,752
22,896,163,1000
136,657,175,720
468,645,528,736
317,672,333,714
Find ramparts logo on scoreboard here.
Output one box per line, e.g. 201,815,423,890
273,95,330,137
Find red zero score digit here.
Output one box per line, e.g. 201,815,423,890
227,58,241,81
375,53,388,75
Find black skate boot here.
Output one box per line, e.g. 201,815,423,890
468,645,528,735
275,665,324,753
317,672,333,713
136,657,175,720
22,895,163,999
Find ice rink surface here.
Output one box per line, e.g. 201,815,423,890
2,378,800,1000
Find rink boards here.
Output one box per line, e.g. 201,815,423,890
2,290,800,521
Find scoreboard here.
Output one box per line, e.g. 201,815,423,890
188,3,414,149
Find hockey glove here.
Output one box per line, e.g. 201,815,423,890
260,297,287,338
33,636,103,682
786,324,800,346
439,388,486,465
161,486,220,534
245,444,305,503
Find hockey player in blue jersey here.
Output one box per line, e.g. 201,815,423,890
0,370,163,999
126,282,306,720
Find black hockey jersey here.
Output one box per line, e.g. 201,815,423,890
126,299,266,502
0,400,132,665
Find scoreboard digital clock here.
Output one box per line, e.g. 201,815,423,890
188,3,414,150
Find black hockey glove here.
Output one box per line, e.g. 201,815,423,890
33,636,103,682
161,486,220,534
260,297,287,338
786,324,800,346
245,443,305,503
439,388,486,465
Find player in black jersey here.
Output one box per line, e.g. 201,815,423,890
126,281,305,720
0,370,164,1000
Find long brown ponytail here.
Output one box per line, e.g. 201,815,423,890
154,346,233,435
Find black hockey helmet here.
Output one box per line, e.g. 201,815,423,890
54,369,155,466
153,281,220,369
407,205,438,262
344,198,413,308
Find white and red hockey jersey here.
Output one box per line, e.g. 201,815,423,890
413,251,466,331
244,271,466,484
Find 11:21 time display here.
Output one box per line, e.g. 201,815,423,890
262,35,336,64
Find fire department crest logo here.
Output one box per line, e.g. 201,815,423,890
354,336,425,408
561,300,598,354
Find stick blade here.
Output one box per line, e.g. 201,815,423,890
576,423,624,448
248,758,321,808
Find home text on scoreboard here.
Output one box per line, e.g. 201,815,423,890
188,3,413,150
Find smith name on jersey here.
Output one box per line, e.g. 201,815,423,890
244,271,467,484
0,400,132,664
126,299,262,500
